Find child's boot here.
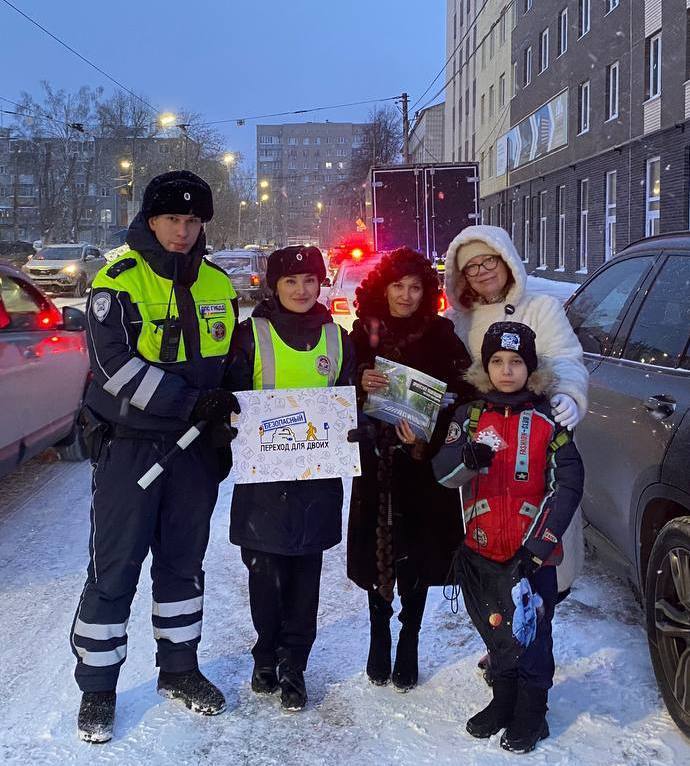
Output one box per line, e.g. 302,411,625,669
500,684,549,753
466,678,517,738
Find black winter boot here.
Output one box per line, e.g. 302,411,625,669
77,690,116,744
366,591,393,686
279,665,308,711
466,679,518,738
251,664,279,695
500,685,549,753
157,669,226,715
391,626,419,692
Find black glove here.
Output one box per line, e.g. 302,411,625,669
192,389,241,424
461,441,494,470
208,421,239,448
512,546,542,578
347,422,377,443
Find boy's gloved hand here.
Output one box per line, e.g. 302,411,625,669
461,441,494,470
512,546,542,578
550,393,579,430
193,389,241,423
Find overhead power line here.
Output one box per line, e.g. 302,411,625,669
0,0,158,115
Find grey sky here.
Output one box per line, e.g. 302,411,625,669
0,0,446,161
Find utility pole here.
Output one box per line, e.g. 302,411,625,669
401,92,410,164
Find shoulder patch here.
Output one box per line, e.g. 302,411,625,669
445,421,462,444
106,257,137,279
91,292,112,322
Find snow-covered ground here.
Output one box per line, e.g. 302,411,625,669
1,454,689,766
3,274,688,764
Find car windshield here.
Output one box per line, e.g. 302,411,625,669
34,247,82,261
213,255,252,272
340,258,383,289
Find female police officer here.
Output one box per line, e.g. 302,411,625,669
225,245,355,711
71,171,240,743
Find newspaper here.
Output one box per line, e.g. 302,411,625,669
362,357,447,442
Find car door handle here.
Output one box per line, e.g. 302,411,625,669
644,395,676,418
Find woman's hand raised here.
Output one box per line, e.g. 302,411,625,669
361,368,389,393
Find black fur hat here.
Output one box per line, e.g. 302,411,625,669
266,245,326,291
141,170,214,222
481,321,538,374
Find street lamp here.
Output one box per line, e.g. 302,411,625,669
237,199,247,244
259,179,269,190
223,152,236,166
159,112,177,128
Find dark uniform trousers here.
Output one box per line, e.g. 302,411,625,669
240,547,323,672
71,434,219,692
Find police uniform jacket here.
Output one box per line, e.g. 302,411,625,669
226,297,356,556
84,213,238,434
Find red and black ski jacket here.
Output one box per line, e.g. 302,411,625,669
432,386,584,566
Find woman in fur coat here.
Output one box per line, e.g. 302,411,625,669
346,246,474,692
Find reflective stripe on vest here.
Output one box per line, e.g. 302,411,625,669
91,250,236,363
251,317,342,390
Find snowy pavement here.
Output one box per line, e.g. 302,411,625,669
1,455,689,765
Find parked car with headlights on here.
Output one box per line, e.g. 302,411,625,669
22,243,105,297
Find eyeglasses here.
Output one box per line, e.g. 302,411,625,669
463,254,500,277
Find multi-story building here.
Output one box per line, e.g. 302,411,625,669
409,103,445,164
256,122,370,246
446,0,690,280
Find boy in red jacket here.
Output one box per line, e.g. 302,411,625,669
433,321,584,753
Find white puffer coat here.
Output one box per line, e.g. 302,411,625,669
444,225,589,420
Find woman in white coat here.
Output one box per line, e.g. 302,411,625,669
444,224,588,428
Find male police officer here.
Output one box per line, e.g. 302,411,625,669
71,170,239,743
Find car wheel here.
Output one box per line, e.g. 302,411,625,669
73,274,88,298
645,516,690,737
55,414,88,462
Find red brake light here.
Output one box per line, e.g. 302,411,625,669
36,307,62,330
249,273,260,286
351,248,364,260
437,291,448,313
330,297,350,315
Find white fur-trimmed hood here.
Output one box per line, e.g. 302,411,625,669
444,225,527,312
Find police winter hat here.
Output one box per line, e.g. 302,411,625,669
266,245,326,291
481,321,538,374
142,170,214,222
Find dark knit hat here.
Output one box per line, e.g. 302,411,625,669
142,170,214,222
266,245,326,291
481,321,538,374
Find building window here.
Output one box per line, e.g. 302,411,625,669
512,61,518,97
558,9,568,56
646,157,661,236
489,85,495,118
481,42,486,70
488,144,494,176
499,73,506,107
578,0,590,37
578,80,590,134
606,0,619,12
524,0,532,13
606,61,619,120
538,191,548,268
325,161,332,169
645,34,662,100
337,136,346,144
522,195,530,261
480,94,486,125
605,171,617,260
510,198,517,242
288,137,297,145
578,179,589,270
539,28,549,73
314,137,321,145
557,185,566,269
499,12,506,45
490,27,495,58
524,46,532,86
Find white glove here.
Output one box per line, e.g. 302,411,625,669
550,393,580,430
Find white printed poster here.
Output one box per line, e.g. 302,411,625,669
230,386,361,484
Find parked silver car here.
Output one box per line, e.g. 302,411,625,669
22,243,105,297
564,233,690,736
0,262,90,478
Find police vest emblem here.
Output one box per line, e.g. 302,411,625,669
211,321,226,341
316,355,331,376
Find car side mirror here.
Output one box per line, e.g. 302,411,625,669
62,305,87,331
322,277,332,287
